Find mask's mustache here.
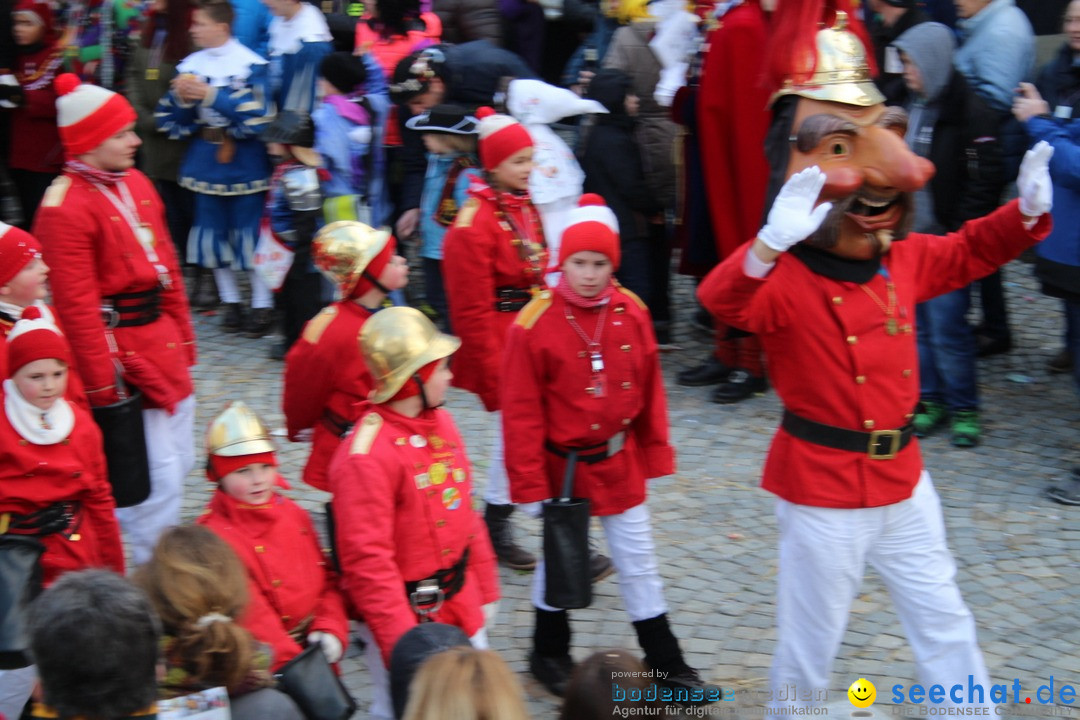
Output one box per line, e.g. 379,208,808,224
807,191,914,251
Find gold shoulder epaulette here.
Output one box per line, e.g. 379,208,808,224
453,198,480,228
350,412,383,455
514,290,553,329
616,286,648,311
300,305,338,344
40,175,72,208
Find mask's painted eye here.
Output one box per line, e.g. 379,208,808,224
831,140,849,156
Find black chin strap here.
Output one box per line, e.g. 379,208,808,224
362,270,390,295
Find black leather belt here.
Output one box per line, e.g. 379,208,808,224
545,431,626,465
494,286,533,312
0,501,81,537
781,409,913,460
405,548,470,616
102,288,161,328
321,409,353,440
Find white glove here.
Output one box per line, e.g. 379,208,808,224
308,631,344,664
1017,140,1054,218
757,167,833,252
482,601,499,627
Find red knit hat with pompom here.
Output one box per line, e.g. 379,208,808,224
0,221,43,288
7,305,71,376
475,106,533,172
557,194,621,269
54,73,137,157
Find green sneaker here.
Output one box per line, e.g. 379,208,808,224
913,400,948,437
950,410,980,448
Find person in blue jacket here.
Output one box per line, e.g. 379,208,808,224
1014,0,1080,504
157,0,275,335
264,0,333,113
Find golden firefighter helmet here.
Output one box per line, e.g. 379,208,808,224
206,401,275,457
312,220,393,296
771,11,885,108
360,306,461,403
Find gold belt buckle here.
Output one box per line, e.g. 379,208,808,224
867,429,901,460
0,512,10,535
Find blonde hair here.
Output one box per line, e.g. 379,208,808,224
401,647,531,720
134,525,255,694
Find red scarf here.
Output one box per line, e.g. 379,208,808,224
64,158,128,186
555,274,616,309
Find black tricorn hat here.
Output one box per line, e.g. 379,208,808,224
404,103,478,134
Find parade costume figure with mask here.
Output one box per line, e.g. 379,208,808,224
441,108,544,571
327,307,499,719
698,3,1054,711
503,196,709,701
156,0,274,334
197,401,349,671
265,0,333,115
283,221,409,491
33,74,196,567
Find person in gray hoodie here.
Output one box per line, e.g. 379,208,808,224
892,21,1006,447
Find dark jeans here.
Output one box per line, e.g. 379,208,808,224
422,256,450,332
976,270,1010,341
9,168,56,230
1064,298,1080,395
616,223,672,324
277,251,326,352
916,285,979,411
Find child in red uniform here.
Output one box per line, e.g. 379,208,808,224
0,308,124,718
502,196,711,701
328,306,499,720
282,221,409,491
441,106,545,570
197,401,349,671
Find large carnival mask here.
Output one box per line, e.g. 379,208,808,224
772,12,935,259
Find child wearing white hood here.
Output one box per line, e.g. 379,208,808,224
506,79,606,285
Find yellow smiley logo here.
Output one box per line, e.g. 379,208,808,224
848,678,876,708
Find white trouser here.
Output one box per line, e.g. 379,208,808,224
769,472,989,711
536,196,576,288
0,666,37,719
532,503,668,621
484,411,510,506
363,623,490,720
213,269,272,308
116,394,196,565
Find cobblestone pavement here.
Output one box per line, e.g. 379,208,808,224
180,257,1080,720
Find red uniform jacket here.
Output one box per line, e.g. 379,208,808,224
699,201,1051,508
442,184,548,411
32,171,195,409
0,404,124,586
328,403,499,665
502,287,674,515
697,1,771,261
283,301,375,491
10,44,65,174
198,489,349,671
0,303,87,407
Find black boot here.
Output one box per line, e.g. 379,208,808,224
590,551,614,583
484,503,536,570
191,268,219,309
221,303,243,333
530,608,574,697
633,613,716,705
677,357,731,387
245,307,274,338
711,369,767,404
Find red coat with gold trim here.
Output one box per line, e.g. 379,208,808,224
699,201,1050,508
283,301,375,491
328,403,499,666
442,184,548,411
502,287,674,516
0,404,124,586
32,170,195,409
197,488,349,671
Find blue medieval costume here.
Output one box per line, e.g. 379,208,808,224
267,3,332,114
156,38,273,271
